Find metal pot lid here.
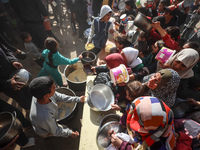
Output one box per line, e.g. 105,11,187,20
97,121,124,148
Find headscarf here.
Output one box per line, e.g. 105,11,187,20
105,53,127,69
142,69,180,107
122,47,143,68
127,96,175,150
99,5,112,19
157,48,199,79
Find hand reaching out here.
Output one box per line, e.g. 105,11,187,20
80,96,86,102
12,62,23,69
71,131,79,138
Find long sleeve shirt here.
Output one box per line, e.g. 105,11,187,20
29,91,81,137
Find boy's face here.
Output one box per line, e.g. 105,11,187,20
115,41,123,49
102,12,112,22
49,83,56,97
25,34,32,42
157,3,164,13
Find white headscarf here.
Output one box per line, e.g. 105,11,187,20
157,48,199,79
122,47,143,68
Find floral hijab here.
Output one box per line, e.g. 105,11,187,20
142,69,180,107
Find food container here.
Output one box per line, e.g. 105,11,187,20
81,51,96,65
110,64,130,84
85,43,95,51
87,84,115,111
155,47,175,64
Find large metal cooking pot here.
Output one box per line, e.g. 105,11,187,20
64,61,87,92
56,87,77,124
127,30,140,44
0,112,22,148
87,84,115,111
81,51,96,65
9,69,32,85
97,121,124,148
133,12,152,33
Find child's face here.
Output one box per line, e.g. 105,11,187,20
157,3,164,13
115,41,123,49
25,34,32,42
49,83,56,97
172,61,187,72
148,73,161,89
102,12,112,22
152,42,159,53
126,90,133,101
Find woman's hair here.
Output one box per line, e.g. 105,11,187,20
29,76,54,100
44,37,59,66
165,26,180,41
115,35,133,48
139,31,150,41
125,80,145,100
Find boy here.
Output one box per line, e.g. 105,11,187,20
20,32,44,67
29,76,85,138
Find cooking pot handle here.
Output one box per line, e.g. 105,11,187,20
12,111,17,126
97,113,104,123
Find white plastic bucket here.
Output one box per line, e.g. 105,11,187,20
110,64,130,84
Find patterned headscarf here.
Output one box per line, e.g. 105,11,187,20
127,96,175,150
142,69,180,107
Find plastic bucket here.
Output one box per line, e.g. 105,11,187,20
110,64,129,84
155,47,175,64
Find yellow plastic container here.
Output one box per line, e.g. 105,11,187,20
85,43,95,51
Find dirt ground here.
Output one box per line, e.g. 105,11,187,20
0,6,87,150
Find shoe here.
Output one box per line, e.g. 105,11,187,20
21,137,35,148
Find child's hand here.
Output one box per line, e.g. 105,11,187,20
108,29,114,34
91,67,96,74
80,96,86,102
111,134,123,148
111,104,121,111
151,21,161,30
159,62,171,69
71,131,79,138
78,54,83,60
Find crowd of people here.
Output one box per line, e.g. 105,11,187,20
0,0,200,149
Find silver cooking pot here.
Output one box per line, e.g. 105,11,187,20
0,112,22,148
56,87,77,124
97,121,124,148
133,12,153,33
87,84,115,111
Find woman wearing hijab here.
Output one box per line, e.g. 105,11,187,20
110,96,176,150
142,69,180,107
157,48,200,101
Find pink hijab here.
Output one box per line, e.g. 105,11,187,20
105,53,127,69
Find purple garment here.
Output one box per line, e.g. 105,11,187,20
119,141,132,150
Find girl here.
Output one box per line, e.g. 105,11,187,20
38,37,82,86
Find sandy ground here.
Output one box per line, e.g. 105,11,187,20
0,5,87,150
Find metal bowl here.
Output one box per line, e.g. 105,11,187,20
56,87,77,123
97,121,124,148
64,61,87,92
9,69,31,85
134,12,152,33
81,51,96,65
87,84,115,111
0,112,22,148
99,114,121,130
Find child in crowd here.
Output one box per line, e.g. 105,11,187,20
86,5,114,55
38,37,82,87
29,76,85,138
113,35,133,53
20,32,45,67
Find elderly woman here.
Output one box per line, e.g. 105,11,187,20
142,68,180,108
157,48,200,101
110,96,176,150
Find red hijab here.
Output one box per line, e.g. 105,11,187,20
105,53,127,69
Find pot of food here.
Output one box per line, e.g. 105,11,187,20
87,84,115,111
127,30,140,44
64,61,87,92
0,112,22,148
56,87,77,124
133,12,153,33
81,51,96,65
97,121,124,148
